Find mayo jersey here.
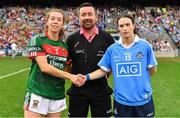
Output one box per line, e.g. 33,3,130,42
27,33,68,100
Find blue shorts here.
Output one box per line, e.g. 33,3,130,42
114,97,155,117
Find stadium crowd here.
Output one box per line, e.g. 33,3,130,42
0,5,179,56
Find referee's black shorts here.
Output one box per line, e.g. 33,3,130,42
68,94,112,117
114,97,155,117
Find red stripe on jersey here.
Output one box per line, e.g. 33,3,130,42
66,59,72,65
43,44,68,57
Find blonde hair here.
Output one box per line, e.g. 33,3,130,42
45,8,65,39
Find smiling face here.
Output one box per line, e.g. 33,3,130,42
46,11,64,33
79,6,97,29
117,17,135,39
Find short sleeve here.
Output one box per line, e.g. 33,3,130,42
98,47,112,72
147,42,158,69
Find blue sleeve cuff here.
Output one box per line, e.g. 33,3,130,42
86,74,91,81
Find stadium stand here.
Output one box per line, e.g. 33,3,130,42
0,0,179,57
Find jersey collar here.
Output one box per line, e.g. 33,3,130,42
118,35,140,48
45,32,62,41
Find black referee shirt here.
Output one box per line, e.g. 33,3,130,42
66,29,114,96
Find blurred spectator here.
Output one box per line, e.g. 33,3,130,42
11,41,17,59
0,5,179,53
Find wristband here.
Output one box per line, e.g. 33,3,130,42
86,74,91,81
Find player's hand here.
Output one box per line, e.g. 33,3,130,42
77,74,86,85
72,74,86,87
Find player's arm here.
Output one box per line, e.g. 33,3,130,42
27,36,84,85
35,56,77,82
85,69,107,81
148,66,157,76
147,42,158,76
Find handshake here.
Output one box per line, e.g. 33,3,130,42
70,74,88,87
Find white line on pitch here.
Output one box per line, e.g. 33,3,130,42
0,67,30,80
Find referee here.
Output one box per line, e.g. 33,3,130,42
66,2,114,117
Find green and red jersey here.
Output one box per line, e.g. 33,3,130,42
27,33,69,100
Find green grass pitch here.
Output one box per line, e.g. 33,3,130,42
0,56,180,117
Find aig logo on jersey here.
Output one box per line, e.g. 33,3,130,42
116,62,142,77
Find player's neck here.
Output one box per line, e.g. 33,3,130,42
122,34,135,46
48,31,59,41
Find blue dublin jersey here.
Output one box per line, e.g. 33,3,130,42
98,36,157,106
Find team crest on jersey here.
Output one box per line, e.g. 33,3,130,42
32,100,39,109
136,52,144,59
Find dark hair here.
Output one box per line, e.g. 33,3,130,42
78,2,97,14
116,13,138,35
116,13,135,25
